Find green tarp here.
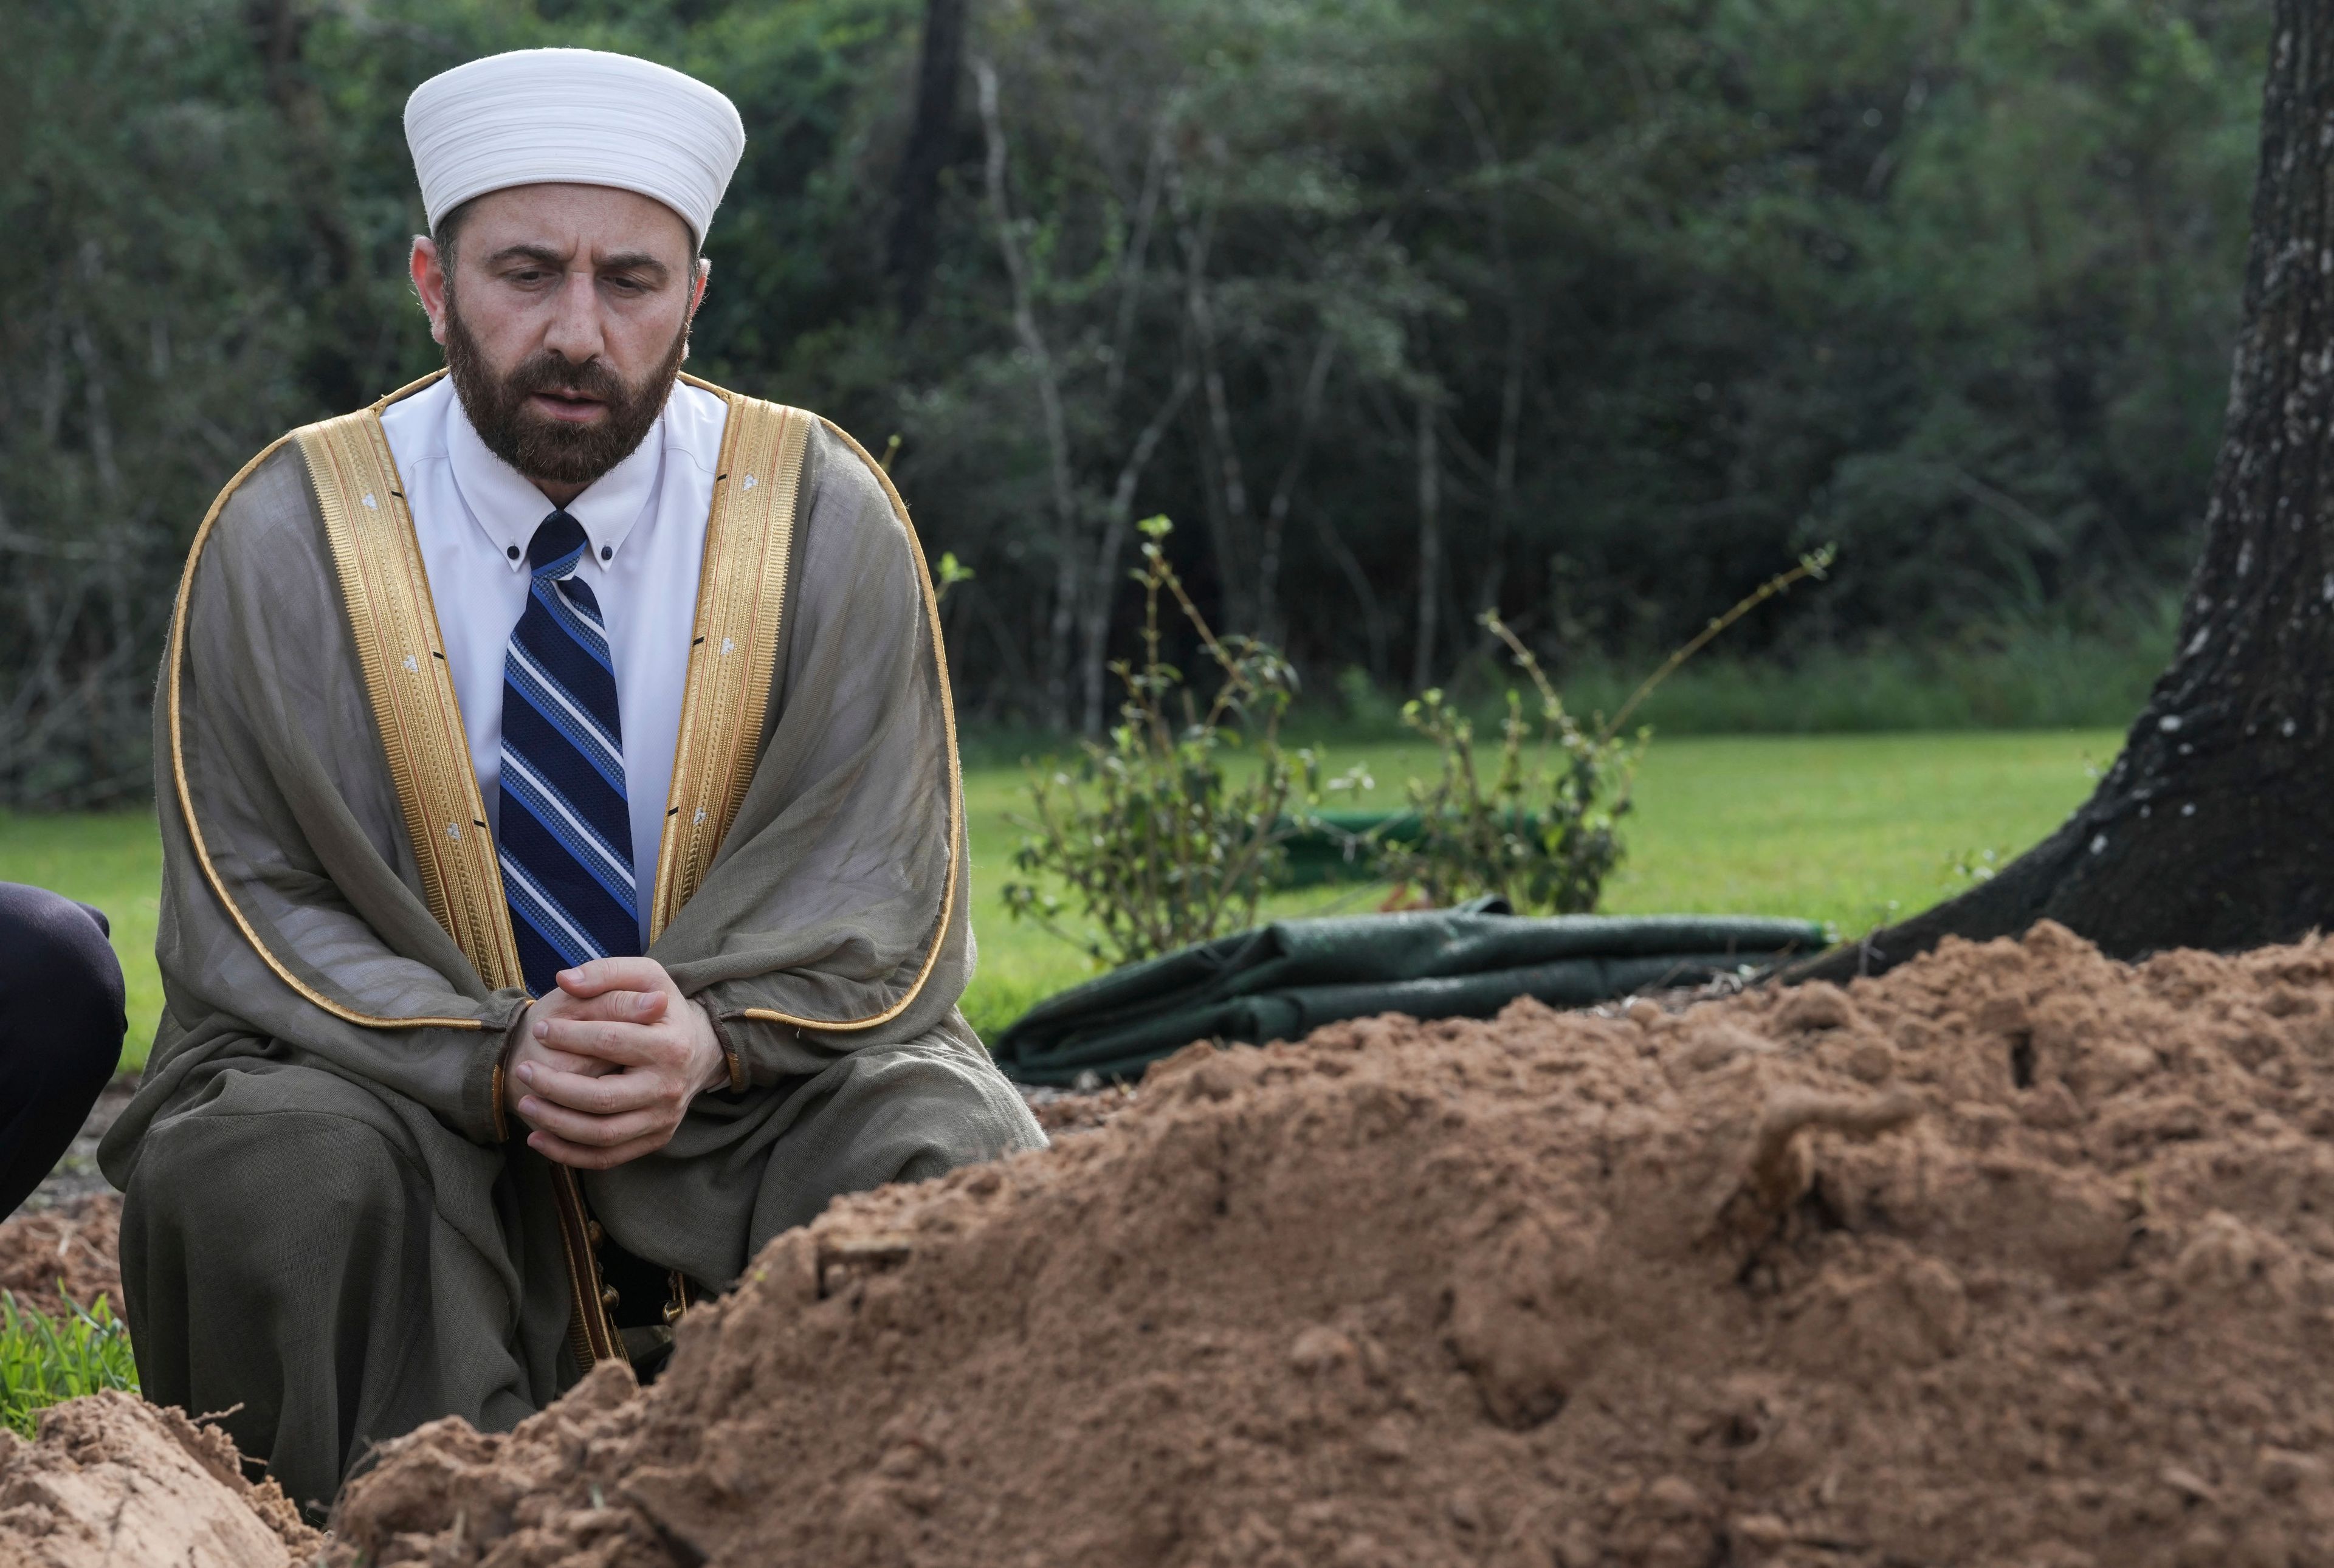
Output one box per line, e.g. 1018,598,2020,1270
991,903,1828,1086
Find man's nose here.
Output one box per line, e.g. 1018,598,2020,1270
541,269,607,365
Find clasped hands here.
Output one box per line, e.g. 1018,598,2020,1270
504,957,731,1170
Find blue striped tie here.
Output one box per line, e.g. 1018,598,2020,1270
497,509,638,996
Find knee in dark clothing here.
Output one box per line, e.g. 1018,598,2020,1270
0,884,127,1217
0,882,126,1086
131,1099,411,1262
120,1087,438,1517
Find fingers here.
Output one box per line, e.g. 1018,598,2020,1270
516,1092,670,1148
533,1016,668,1065
534,1045,619,1079
556,957,675,999
537,988,666,1026
517,1062,669,1116
528,1127,675,1171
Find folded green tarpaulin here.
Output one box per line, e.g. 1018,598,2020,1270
990,903,1827,1086
1278,810,1421,887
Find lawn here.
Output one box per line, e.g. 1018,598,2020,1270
0,730,2118,1069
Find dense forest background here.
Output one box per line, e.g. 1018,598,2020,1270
0,0,2269,805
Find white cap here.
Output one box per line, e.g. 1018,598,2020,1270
404,48,746,249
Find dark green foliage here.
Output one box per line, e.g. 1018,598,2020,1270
0,0,2269,802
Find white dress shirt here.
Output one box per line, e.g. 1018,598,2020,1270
379,375,729,945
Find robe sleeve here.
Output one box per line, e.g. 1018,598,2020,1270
152,443,526,1146
654,422,977,1074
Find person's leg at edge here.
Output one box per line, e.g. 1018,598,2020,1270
0,882,126,1219
119,1066,540,1519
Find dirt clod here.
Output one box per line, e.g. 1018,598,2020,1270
296,921,2334,1563
0,1391,320,1567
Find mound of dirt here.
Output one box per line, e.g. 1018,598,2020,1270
0,1391,320,1567
0,1197,122,1313
332,921,2334,1566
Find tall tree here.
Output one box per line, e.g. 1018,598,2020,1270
888,0,968,323
1809,0,2333,976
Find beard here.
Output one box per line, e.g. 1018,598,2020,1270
442,292,689,489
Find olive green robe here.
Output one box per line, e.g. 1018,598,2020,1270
97,374,1043,1513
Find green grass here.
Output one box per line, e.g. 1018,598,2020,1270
0,1292,139,1439
0,731,2118,1064
964,729,2118,1035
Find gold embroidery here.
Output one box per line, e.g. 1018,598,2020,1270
650,379,811,937
165,380,484,1031
301,393,523,993
732,418,965,1033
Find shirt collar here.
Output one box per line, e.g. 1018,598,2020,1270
444,390,666,572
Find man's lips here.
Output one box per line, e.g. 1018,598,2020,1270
529,389,608,424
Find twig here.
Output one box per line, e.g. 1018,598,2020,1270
1600,545,1838,740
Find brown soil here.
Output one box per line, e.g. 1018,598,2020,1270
319,920,2334,1567
0,1391,320,1567
0,1198,121,1314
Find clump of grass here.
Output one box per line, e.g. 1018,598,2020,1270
0,1288,139,1438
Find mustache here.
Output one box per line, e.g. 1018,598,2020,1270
504,352,627,402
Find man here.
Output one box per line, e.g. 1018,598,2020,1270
98,47,1043,1513
0,886,123,1219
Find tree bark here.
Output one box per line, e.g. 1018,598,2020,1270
973,59,1081,732
247,0,369,413
1411,387,1443,692
1800,0,2334,979
888,0,968,322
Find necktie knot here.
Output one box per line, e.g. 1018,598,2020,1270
526,510,590,579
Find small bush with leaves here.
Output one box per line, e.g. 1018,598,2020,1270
1003,517,1358,968
1382,617,1642,914
1385,548,1836,912
1,1289,139,1439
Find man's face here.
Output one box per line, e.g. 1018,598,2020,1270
410,184,707,493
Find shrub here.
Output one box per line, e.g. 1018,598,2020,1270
1002,517,1362,968
1379,616,1641,914
1382,548,1837,912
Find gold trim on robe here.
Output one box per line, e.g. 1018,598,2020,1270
298,391,526,996
650,379,811,937
729,414,966,1033
166,397,487,1033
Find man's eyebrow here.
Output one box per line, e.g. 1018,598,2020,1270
483,243,567,269
478,243,675,280
596,251,673,280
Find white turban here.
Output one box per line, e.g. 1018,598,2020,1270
405,48,745,249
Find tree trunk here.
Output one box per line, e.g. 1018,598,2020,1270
1411,388,1443,693
888,0,968,322
1800,0,2334,980
973,59,1081,732
247,0,369,413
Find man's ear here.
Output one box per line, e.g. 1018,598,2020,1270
411,236,451,346
687,257,711,321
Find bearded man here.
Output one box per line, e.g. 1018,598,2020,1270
99,47,1042,1514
